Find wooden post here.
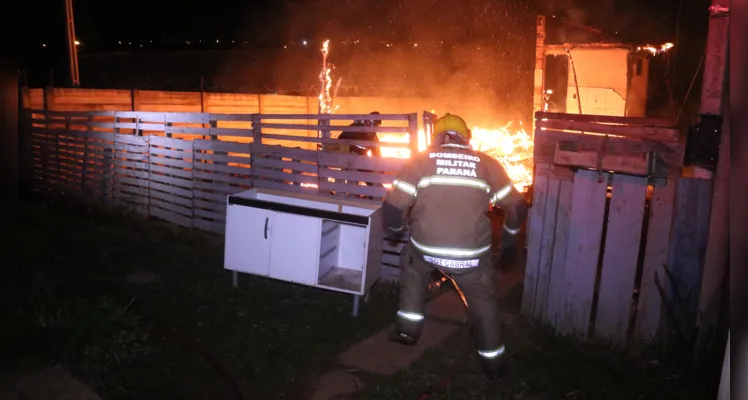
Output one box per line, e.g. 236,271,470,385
407,113,419,156
699,0,730,116
532,15,546,134
131,89,141,111
695,0,730,356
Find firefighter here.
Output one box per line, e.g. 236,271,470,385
382,113,527,378
338,111,382,157
338,112,383,197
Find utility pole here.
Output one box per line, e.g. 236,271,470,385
65,0,80,87
694,0,730,358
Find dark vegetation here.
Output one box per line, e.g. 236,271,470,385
6,196,398,399
5,196,719,399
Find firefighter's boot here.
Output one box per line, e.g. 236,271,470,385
478,345,508,379
388,330,419,346
481,358,507,380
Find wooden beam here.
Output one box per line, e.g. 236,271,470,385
533,15,547,120
537,118,680,142
695,0,730,356
544,43,632,56
699,0,730,116
695,90,730,355
536,111,676,127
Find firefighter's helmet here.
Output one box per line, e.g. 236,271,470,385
366,111,382,127
432,113,471,143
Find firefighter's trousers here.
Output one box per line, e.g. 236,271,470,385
395,244,505,363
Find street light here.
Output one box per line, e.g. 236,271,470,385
65,0,80,87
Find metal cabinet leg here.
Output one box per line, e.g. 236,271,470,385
232,271,238,288
352,294,360,317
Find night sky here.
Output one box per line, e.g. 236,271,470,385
22,0,711,120
27,0,701,52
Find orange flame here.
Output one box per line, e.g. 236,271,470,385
636,42,674,56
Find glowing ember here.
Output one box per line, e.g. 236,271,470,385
636,42,675,56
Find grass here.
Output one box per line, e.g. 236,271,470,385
5,195,722,400
5,196,398,399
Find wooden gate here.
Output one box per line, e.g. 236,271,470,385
522,111,688,345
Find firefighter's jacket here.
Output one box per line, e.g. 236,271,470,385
325,122,381,157
383,143,526,267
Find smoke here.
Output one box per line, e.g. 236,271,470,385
250,0,537,125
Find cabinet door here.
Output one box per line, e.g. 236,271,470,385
268,212,320,285
224,204,273,276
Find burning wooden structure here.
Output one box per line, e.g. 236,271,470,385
522,110,713,346
533,15,673,119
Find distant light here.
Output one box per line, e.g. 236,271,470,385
128,42,132,45
42,43,46,47
301,40,307,46
284,45,287,49
413,43,418,47
150,40,152,43
74,40,80,46
216,39,219,43
139,44,143,47
186,40,190,44
118,41,122,44
232,40,235,43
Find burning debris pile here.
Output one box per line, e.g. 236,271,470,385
316,39,534,192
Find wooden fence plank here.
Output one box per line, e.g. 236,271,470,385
195,162,251,176
149,154,193,169
258,113,410,120
536,118,680,142
193,139,252,154
253,157,316,174
535,111,676,127
255,144,318,162
522,174,550,317
149,179,193,196
195,153,251,165
594,174,648,344
193,171,251,187
149,135,193,150
634,178,676,341
318,167,394,184
558,169,609,336
319,152,407,173
258,122,409,134
543,178,574,328
318,180,387,198
253,167,315,185
665,178,714,331
533,177,561,321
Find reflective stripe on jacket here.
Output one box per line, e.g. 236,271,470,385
383,143,525,260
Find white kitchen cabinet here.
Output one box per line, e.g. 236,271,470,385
223,188,383,316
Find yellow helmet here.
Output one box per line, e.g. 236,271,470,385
432,113,471,142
